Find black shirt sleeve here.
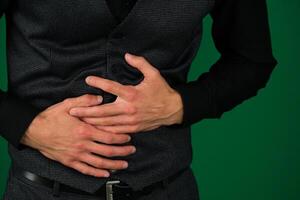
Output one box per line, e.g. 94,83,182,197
171,0,278,128
0,0,8,17
0,2,41,150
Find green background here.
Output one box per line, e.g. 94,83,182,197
0,0,299,199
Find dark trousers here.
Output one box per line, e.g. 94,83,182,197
2,163,200,200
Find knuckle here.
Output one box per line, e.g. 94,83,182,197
130,87,138,96
137,56,145,63
118,134,129,142
103,135,114,144
117,160,127,168
62,157,73,166
114,82,121,90
75,124,85,134
80,168,89,175
93,107,102,115
110,135,119,143
110,130,118,134
125,105,137,114
63,98,72,106
105,84,113,91
130,125,139,132
126,89,138,101
77,154,86,162
76,125,91,138
74,142,87,150
104,148,115,157
68,160,76,168
84,94,94,102
96,159,104,167
128,116,138,124
68,151,80,160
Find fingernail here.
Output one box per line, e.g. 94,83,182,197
131,146,136,153
97,95,103,103
85,76,92,83
104,172,110,177
125,52,133,59
69,109,76,115
127,136,131,142
123,162,128,168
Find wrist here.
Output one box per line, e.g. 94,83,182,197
172,90,184,124
21,114,44,150
164,89,184,126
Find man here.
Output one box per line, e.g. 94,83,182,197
0,0,277,199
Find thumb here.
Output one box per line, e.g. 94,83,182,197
63,94,103,111
124,53,154,81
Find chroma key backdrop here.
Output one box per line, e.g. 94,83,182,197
1,0,299,199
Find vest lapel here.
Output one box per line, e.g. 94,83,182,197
104,0,143,34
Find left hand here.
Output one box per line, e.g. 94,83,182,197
69,53,184,134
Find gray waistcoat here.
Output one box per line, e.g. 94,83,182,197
5,0,215,194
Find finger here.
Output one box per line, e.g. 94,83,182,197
79,152,129,170
85,76,130,98
71,161,110,177
141,125,160,132
39,150,55,160
86,141,136,157
90,127,131,144
63,94,103,111
69,102,124,118
97,124,160,134
124,53,158,81
96,124,141,134
82,115,138,126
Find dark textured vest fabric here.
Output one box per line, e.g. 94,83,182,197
5,0,215,194
105,0,138,23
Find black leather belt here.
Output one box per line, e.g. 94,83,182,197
11,163,184,200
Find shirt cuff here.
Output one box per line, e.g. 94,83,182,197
169,80,217,128
0,92,41,150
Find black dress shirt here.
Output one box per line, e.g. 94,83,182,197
0,0,277,149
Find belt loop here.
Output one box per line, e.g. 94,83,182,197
52,181,61,197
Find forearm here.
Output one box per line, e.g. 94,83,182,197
169,0,277,128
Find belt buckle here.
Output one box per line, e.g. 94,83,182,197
106,180,121,200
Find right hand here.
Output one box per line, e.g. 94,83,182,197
20,94,136,178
